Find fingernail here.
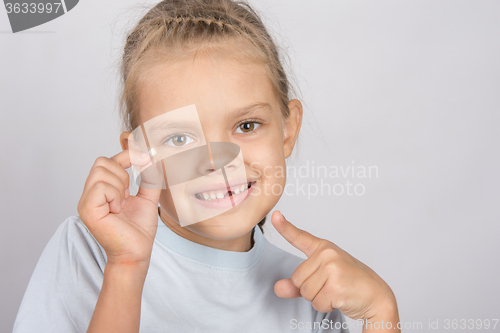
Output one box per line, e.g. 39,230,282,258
125,188,130,197
121,199,125,207
280,212,285,222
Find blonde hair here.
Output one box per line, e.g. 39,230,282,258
119,0,296,231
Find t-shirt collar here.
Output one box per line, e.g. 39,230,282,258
154,214,265,270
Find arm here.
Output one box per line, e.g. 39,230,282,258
87,263,149,333
77,151,162,332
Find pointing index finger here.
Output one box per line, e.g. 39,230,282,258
271,211,322,258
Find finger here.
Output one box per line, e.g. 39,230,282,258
123,147,163,204
299,268,328,302
80,181,123,224
310,278,336,313
274,278,301,299
137,161,163,205
105,153,131,192
82,166,127,204
110,149,153,188
271,211,322,258
112,149,159,203
291,257,321,290
125,148,154,173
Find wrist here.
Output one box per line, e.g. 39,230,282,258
366,293,400,328
369,301,399,322
103,261,150,287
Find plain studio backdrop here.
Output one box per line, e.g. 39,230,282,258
1,1,499,332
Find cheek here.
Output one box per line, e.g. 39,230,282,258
241,135,286,185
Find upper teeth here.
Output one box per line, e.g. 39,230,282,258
196,183,251,201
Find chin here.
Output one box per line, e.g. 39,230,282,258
184,204,263,241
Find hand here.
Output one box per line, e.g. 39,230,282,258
77,150,162,268
272,211,398,321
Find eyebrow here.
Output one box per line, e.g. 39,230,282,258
144,102,273,134
229,102,274,119
146,120,201,135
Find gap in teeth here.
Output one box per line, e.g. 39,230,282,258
197,183,252,201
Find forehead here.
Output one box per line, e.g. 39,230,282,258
136,47,277,124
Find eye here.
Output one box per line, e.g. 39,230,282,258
235,122,260,134
164,134,194,147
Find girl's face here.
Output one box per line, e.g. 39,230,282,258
124,44,302,243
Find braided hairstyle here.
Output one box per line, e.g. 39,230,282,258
119,0,295,232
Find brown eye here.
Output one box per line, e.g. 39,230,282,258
239,122,255,133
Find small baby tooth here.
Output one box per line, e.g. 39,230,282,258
234,188,240,194
240,184,246,192
203,192,209,200
216,192,224,199
210,193,216,200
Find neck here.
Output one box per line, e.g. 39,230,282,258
158,207,254,252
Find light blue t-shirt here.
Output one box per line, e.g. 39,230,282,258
13,214,349,332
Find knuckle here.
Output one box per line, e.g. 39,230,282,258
290,272,302,288
120,169,130,185
78,203,89,221
300,284,313,301
94,180,108,191
92,165,107,177
319,247,338,261
119,171,129,187
94,156,108,167
324,261,338,275
325,280,337,295
311,299,328,313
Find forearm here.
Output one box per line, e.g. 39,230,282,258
87,263,148,333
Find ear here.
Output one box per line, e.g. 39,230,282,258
283,99,303,158
120,131,131,151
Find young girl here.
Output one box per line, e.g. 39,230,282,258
13,0,400,332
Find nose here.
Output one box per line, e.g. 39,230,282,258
162,141,244,186
197,142,242,175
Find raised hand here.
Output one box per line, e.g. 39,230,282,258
77,150,162,268
272,211,399,326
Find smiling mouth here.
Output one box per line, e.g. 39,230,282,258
194,181,256,201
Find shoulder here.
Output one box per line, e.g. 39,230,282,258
13,216,106,333
50,215,107,271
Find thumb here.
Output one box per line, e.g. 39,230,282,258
127,147,162,205
274,278,301,298
136,159,163,205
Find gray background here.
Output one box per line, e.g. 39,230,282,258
1,1,499,332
